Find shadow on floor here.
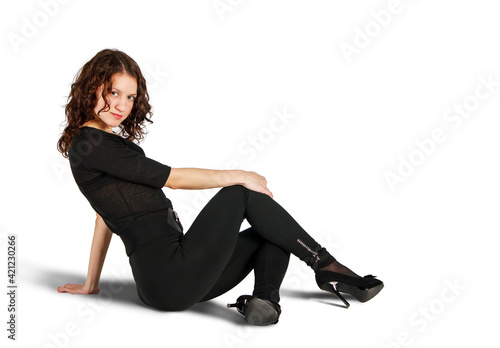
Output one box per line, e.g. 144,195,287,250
188,301,246,325
32,264,349,322
281,288,354,309
35,267,143,307
33,266,247,324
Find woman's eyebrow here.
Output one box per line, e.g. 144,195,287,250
112,87,137,95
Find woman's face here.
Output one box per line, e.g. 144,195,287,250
94,72,137,128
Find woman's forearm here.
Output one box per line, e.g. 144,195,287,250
164,168,244,190
164,168,273,198
84,214,113,292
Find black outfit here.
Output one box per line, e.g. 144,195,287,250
69,126,335,310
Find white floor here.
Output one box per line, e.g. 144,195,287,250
6,246,494,348
2,1,500,347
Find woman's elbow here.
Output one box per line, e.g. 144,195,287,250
164,168,182,189
164,177,179,190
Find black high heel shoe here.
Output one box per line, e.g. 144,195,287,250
315,271,384,308
227,295,281,326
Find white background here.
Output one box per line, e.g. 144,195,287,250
1,0,499,347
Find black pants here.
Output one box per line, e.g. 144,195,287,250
128,185,335,311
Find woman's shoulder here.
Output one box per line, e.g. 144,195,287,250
69,127,118,163
69,126,144,161
70,127,113,150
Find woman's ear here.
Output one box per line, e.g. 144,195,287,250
95,84,104,101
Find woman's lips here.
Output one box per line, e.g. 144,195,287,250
111,113,122,119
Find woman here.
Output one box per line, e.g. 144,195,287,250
56,48,383,325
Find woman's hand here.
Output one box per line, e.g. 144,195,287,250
241,171,273,198
57,283,99,295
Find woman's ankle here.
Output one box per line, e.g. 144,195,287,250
319,260,360,278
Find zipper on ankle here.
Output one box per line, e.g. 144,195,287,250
296,239,320,262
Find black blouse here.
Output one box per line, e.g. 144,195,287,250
68,126,172,235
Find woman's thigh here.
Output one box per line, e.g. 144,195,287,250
130,186,250,310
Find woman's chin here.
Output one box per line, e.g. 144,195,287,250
100,117,125,129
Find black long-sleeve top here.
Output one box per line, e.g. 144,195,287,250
68,126,172,237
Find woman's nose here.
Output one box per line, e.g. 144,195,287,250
115,97,127,112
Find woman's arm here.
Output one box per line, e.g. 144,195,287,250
57,213,113,294
164,168,273,198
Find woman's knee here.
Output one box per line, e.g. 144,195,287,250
220,184,246,194
217,185,249,204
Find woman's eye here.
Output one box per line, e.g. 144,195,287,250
128,96,136,101
111,91,118,96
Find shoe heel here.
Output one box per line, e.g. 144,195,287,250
316,270,383,305
321,282,350,308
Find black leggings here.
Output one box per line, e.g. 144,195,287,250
128,185,335,311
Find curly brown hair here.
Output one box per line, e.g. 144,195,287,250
57,48,153,158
